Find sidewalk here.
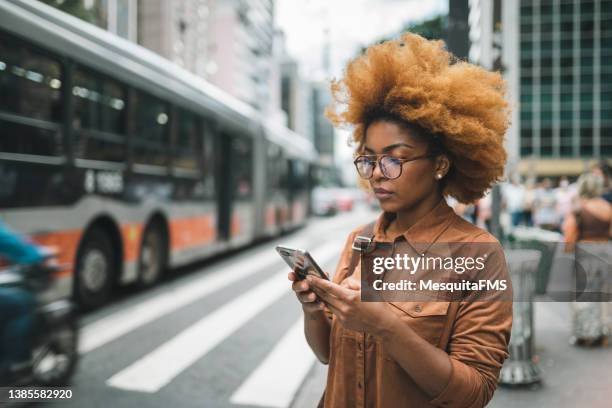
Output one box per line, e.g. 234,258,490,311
292,300,612,408
490,300,611,408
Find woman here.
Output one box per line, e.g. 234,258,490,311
288,32,512,407
562,173,612,346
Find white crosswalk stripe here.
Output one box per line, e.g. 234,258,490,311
80,236,312,354
230,316,316,408
105,242,341,393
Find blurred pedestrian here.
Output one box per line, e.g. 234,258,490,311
502,174,526,227
555,176,577,228
562,173,612,347
475,190,492,231
523,178,536,227
533,178,560,231
591,160,612,204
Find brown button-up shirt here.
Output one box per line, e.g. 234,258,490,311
321,198,512,408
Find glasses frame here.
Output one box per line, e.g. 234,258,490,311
353,153,434,180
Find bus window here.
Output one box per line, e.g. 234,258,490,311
0,30,63,156
73,67,126,162
291,159,307,191
231,136,253,200
132,91,169,167
173,109,200,170
266,143,283,192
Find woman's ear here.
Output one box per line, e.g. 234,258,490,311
434,155,451,178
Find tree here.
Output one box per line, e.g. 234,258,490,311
359,14,448,54
38,0,105,27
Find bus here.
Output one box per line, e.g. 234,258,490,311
0,0,318,310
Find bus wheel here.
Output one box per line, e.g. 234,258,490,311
137,223,166,288
75,229,114,311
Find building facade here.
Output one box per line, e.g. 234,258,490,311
470,0,612,177
207,0,275,111
517,0,612,176
137,0,211,79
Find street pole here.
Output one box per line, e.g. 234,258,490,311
490,0,504,241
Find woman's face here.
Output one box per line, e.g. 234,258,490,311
362,120,441,213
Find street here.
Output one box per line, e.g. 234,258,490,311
50,207,375,408
6,206,609,408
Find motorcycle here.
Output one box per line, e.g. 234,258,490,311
0,252,79,386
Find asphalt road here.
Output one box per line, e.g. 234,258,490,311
45,206,376,408
21,205,612,408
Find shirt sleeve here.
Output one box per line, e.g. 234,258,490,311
428,242,513,408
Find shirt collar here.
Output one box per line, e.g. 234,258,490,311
372,197,456,244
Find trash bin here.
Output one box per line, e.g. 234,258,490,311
570,241,611,346
499,249,542,385
508,227,562,294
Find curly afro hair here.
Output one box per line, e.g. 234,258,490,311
325,32,511,204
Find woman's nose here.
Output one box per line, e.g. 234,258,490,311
371,161,386,180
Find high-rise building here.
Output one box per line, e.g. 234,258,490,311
515,0,612,176
137,0,211,78
311,80,334,166
468,0,495,68
207,0,275,111
470,0,612,177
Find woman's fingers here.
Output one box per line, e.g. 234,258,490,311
302,301,325,314
297,291,318,303
292,278,310,293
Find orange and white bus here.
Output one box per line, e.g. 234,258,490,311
0,0,318,310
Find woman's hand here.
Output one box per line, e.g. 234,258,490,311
288,267,328,314
308,276,398,337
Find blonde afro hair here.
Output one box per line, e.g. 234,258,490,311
325,32,510,204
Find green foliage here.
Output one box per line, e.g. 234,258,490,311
38,0,104,26
359,14,448,55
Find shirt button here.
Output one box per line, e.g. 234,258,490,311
414,304,422,312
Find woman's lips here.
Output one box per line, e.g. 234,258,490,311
374,188,393,199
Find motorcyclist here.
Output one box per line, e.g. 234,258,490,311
0,220,46,380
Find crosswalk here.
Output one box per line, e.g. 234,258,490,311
230,317,314,408
75,211,371,407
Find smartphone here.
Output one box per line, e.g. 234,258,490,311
275,245,328,280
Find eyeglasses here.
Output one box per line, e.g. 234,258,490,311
353,154,433,180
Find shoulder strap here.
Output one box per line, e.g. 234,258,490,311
347,221,377,278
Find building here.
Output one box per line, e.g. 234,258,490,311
279,55,316,142
468,0,495,68
515,0,612,176
470,0,612,178
311,80,334,166
206,0,275,111
137,0,211,79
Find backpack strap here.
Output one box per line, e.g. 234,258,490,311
347,221,377,278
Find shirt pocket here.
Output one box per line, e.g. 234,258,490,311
387,301,451,347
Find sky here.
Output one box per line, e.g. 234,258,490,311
275,0,448,184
